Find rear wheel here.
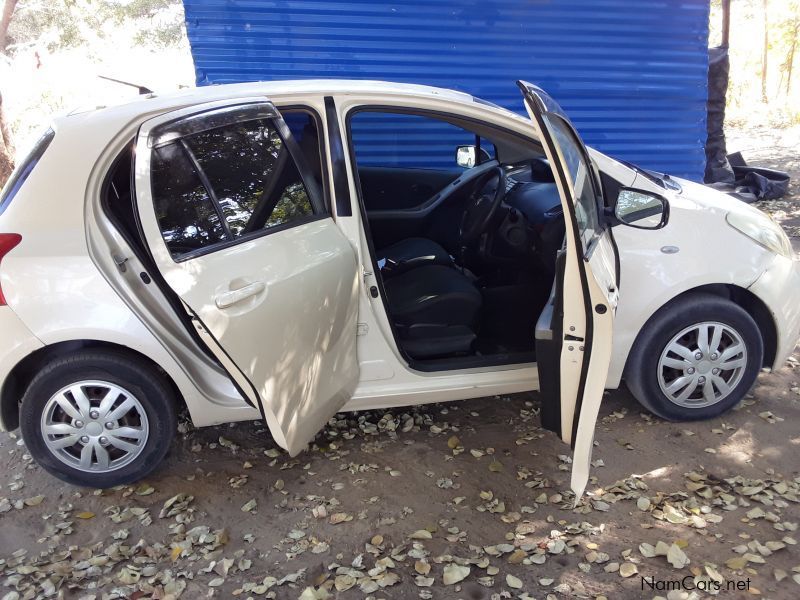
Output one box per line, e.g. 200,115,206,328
20,350,177,487
625,294,763,421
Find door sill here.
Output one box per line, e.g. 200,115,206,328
407,351,536,373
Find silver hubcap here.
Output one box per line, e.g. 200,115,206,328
657,322,748,408
40,380,149,473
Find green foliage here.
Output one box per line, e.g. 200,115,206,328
709,0,800,123
6,0,185,53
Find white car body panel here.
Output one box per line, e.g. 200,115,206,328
570,271,615,498
0,308,44,404
0,80,797,478
748,253,800,366
1,109,261,429
605,175,776,387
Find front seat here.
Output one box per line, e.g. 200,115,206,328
384,264,482,359
377,237,453,278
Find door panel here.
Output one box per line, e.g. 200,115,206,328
134,98,360,455
360,166,461,248
163,220,359,454
359,166,460,211
569,262,614,495
518,81,619,499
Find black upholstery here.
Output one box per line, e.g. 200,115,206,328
398,324,477,359
378,238,452,278
384,265,482,328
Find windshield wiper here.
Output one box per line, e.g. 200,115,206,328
620,160,681,192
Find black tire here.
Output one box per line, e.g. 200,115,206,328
625,293,763,421
20,349,177,487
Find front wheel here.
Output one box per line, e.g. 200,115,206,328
20,350,177,487
625,294,763,421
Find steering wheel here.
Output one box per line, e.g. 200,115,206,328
459,166,507,246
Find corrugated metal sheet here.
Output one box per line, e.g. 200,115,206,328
182,0,710,180
349,111,496,170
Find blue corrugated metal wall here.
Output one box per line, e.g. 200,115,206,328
182,0,710,180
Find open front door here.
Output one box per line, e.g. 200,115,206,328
133,98,359,456
518,82,620,499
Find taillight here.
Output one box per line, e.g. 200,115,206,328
0,233,22,306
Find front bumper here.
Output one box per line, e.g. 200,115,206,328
748,254,800,369
0,307,43,431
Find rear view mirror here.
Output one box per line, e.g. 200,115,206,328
614,188,669,229
456,145,477,168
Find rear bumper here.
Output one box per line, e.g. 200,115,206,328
0,307,43,431
748,254,800,369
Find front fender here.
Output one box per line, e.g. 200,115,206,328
607,190,772,388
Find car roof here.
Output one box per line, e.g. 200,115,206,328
56,79,481,128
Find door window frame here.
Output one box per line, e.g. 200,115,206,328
343,102,549,372
344,105,545,215
144,102,330,264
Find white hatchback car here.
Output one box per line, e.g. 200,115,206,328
1,80,797,496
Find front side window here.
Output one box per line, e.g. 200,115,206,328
151,115,318,260
543,114,601,254
349,111,497,212
350,111,495,171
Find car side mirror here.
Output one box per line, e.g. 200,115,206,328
456,145,477,168
613,188,669,229
456,145,492,168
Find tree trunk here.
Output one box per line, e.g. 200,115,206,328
0,0,17,50
786,19,799,96
0,92,13,187
761,0,769,103
0,0,19,187
721,0,731,47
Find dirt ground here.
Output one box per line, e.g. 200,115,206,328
2,126,800,600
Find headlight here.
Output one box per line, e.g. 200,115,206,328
726,210,794,259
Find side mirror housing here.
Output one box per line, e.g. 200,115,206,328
455,145,492,168
456,145,477,168
612,188,669,229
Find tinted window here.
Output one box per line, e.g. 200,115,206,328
282,110,324,189
151,116,318,260
185,118,312,238
151,143,226,256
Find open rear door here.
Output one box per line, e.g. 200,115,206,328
133,98,360,456
518,82,620,499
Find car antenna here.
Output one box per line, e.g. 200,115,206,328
98,75,154,95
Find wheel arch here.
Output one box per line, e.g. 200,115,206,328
1,339,186,432
623,283,777,380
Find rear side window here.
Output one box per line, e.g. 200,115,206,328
0,128,55,216
151,117,319,260
151,143,227,254
185,119,312,237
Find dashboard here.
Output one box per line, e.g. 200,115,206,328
505,157,563,228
